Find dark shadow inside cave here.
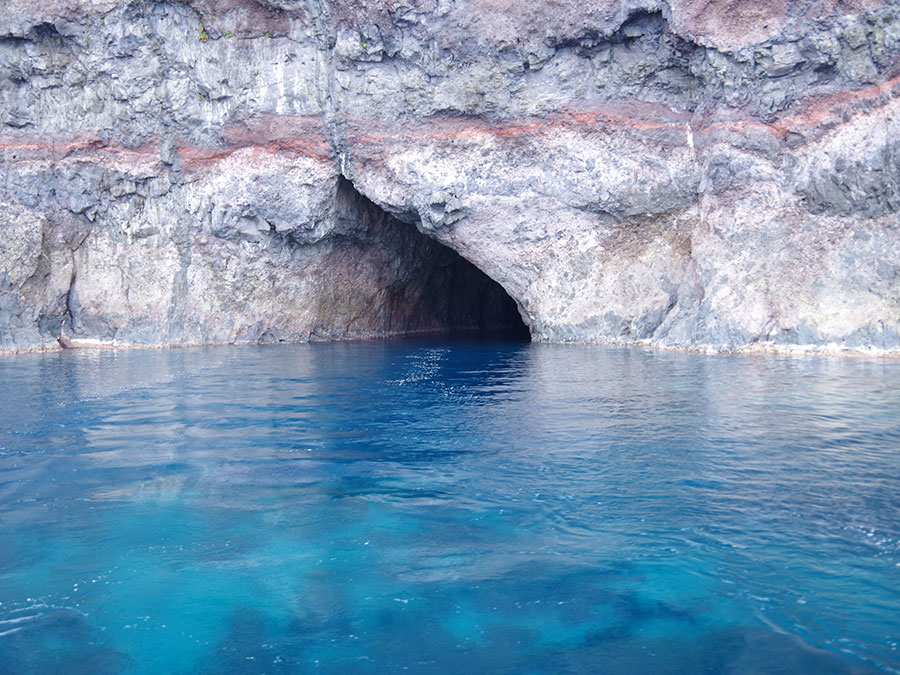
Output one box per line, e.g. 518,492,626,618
335,177,530,341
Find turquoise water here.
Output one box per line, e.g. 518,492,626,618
0,341,898,674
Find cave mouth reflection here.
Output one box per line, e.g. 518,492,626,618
337,177,531,341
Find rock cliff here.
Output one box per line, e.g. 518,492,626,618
2,0,899,353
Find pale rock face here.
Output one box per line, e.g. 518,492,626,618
1,0,899,353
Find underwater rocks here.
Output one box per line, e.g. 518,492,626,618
1,0,899,353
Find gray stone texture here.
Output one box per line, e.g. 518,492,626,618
2,0,900,353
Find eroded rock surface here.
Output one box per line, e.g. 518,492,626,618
2,0,899,353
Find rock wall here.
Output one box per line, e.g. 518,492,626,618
2,0,899,353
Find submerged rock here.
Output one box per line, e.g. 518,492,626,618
1,0,899,353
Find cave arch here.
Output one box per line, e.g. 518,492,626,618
335,177,530,341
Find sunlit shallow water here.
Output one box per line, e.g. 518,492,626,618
0,340,898,674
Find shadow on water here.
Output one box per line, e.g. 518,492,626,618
2,608,130,675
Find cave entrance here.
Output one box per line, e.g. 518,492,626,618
336,177,530,341
407,240,532,341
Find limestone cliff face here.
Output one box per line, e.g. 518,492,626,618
2,0,899,353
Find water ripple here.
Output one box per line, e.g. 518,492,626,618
0,342,898,674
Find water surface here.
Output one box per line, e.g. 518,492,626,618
1,341,898,673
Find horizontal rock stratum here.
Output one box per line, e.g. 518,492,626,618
2,0,899,354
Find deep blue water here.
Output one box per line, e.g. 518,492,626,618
0,340,898,674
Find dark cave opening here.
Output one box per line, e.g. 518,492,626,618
409,243,532,341
335,177,530,341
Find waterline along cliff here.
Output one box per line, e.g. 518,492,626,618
2,0,899,354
